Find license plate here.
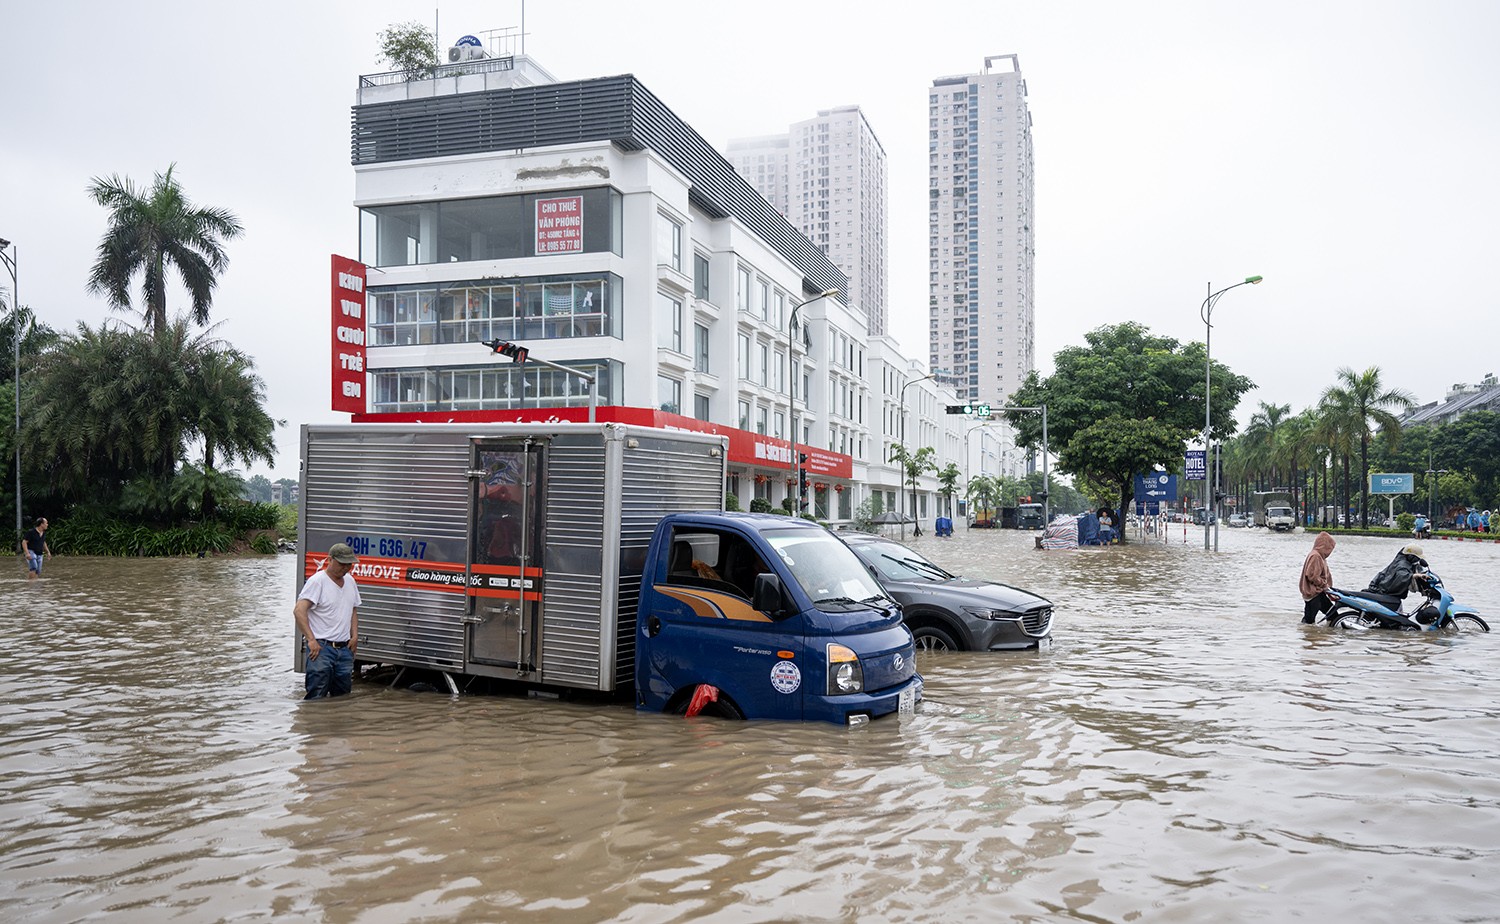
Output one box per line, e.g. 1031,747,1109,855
1037,636,1053,651
898,686,916,715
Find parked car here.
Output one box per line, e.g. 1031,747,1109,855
841,533,1053,652
1227,514,1248,528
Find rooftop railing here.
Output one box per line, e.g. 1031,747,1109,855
359,56,515,88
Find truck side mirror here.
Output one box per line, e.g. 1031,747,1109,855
753,572,785,616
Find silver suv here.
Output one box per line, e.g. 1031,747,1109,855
842,533,1053,651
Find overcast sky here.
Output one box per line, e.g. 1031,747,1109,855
4,1,1498,480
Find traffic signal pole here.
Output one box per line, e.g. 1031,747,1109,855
480,339,597,422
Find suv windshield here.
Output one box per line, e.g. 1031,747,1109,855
765,529,885,608
850,540,953,583
1268,507,1292,516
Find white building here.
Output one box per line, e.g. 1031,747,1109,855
346,49,961,524
928,55,1036,411
727,106,889,338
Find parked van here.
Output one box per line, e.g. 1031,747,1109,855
297,422,920,725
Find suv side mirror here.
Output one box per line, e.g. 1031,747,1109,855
753,572,785,616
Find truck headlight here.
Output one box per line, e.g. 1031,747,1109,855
827,643,863,695
961,606,1016,621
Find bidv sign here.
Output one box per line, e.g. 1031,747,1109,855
1370,473,1415,495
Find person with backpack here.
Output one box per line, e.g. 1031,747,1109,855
1365,544,1427,600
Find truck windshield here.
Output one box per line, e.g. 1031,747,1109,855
765,529,886,608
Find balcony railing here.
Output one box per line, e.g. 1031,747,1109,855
359,56,515,88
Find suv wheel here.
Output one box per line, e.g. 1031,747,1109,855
912,625,960,652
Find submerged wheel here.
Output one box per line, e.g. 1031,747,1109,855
1443,614,1490,634
912,625,960,652
1332,612,1380,631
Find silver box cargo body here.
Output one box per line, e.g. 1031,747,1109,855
297,422,726,691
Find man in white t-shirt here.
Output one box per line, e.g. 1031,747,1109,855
294,542,362,699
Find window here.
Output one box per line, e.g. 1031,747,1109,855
737,333,751,381
694,393,711,421
694,324,710,373
756,406,768,435
758,343,769,386
657,292,683,352
657,213,682,271
693,252,710,300
737,266,752,313
657,375,681,415
738,400,750,430
360,187,623,267
371,274,620,345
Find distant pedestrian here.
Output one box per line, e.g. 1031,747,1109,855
1299,531,1337,624
21,517,51,580
1469,509,1482,531
294,543,362,699
1483,510,1492,533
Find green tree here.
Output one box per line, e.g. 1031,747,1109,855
24,322,276,517
87,165,244,335
1320,366,1415,527
379,21,438,78
242,474,273,504
966,474,999,523
1005,322,1253,536
889,444,936,525
936,462,961,517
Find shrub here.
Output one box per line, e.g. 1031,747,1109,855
749,497,774,514
250,532,278,554
724,493,742,512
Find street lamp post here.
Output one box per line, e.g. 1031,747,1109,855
963,422,991,527
1201,275,1263,551
1425,449,1447,526
897,373,935,539
786,288,838,513
0,238,18,547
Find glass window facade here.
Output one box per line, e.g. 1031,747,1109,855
368,273,621,346
370,360,620,414
360,187,623,267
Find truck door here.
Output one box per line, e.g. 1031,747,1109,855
467,438,546,674
643,524,806,719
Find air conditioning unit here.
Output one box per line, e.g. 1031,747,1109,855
447,44,487,63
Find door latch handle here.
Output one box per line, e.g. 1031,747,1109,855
647,615,661,637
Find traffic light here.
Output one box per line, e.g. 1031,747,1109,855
946,404,971,415
482,338,529,363
798,464,809,511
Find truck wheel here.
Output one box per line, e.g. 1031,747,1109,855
672,688,745,720
912,625,960,652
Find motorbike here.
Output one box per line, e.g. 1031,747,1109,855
1325,568,1488,633
1412,518,1432,540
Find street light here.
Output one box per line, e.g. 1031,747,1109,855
1425,449,1447,526
786,288,839,512
1201,275,1263,551
897,373,935,539
0,238,18,547
963,422,993,527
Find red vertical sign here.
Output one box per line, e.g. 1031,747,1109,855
330,255,367,414
535,195,584,254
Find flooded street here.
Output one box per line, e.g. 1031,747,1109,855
3,527,1499,922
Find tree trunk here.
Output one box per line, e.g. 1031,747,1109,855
202,439,218,521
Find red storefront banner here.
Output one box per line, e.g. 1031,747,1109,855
351,406,855,479
330,254,367,414
535,196,583,254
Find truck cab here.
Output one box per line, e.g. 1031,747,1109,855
1265,505,1296,532
1016,503,1045,530
636,513,921,726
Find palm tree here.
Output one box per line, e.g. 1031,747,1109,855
889,444,937,529
87,165,244,335
183,343,279,518
936,462,961,517
1320,367,1415,528
1244,401,1292,490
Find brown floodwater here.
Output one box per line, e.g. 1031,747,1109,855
2,526,1498,922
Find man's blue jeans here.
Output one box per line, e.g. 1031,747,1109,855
304,641,354,699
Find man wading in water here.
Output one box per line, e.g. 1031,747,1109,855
294,543,362,699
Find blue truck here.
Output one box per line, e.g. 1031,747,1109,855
298,422,920,726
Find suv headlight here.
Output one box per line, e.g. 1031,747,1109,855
961,605,1017,621
826,643,863,695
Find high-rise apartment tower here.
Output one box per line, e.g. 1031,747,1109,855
728,106,889,337
928,55,1035,406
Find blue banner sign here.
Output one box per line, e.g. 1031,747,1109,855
1135,472,1179,503
1370,473,1414,495
1185,451,1206,480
